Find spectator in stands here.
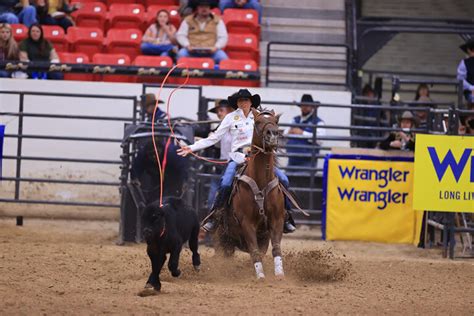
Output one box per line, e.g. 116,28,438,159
219,0,262,24
33,0,78,31
206,99,233,209
141,9,178,58
414,95,431,130
0,0,37,27
143,93,167,122
457,39,474,105
284,94,325,167
379,111,416,151
414,83,432,101
176,0,229,65
0,23,20,77
19,23,62,80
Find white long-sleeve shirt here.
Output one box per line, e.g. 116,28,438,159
176,17,228,49
189,108,254,163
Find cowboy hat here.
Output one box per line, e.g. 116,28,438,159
144,93,164,107
227,89,261,109
188,0,219,9
460,39,474,53
299,94,320,107
208,99,231,113
398,111,418,126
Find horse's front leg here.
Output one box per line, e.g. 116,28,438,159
269,208,285,278
241,217,265,279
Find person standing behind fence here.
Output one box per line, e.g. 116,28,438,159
284,94,325,167
19,23,62,80
457,39,474,105
176,0,229,65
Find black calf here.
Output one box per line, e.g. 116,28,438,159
141,197,201,291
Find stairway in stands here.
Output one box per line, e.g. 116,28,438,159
259,0,349,90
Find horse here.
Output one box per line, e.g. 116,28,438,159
215,108,286,279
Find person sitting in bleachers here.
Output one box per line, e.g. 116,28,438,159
176,0,229,65
19,23,62,80
457,39,474,106
219,0,262,24
33,0,78,31
0,23,20,77
379,111,416,151
0,0,37,27
141,9,177,58
414,83,432,102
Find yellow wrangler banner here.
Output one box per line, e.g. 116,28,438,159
414,134,474,213
323,155,423,244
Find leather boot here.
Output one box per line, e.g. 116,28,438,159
202,186,231,232
283,196,296,233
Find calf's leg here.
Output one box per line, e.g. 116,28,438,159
168,244,182,277
189,225,201,270
146,245,167,291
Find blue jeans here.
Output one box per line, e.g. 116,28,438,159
220,161,289,189
219,0,262,24
0,71,11,78
141,43,175,56
177,48,228,65
0,6,37,27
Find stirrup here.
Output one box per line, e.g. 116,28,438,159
283,221,296,234
202,219,217,233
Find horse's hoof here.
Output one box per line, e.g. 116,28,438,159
275,273,285,280
144,283,153,289
256,273,265,280
138,287,160,297
193,265,200,272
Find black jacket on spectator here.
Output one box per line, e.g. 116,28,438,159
465,57,474,86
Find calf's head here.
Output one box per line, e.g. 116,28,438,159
141,202,167,241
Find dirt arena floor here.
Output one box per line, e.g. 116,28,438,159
0,218,473,315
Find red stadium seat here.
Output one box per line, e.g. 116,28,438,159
144,0,179,6
105,0,142,6
104,28,142,61
133,55,173,83
67,27,104,60
42,25,68,52
92,53,132,82
223,9,260,37
176,57,214,85
57,52,93,81
146,5,180,30
11,24,28,42
216,59,259,87
108,4,145,31
225,33,259,64
71,2,107,30
71,0,105,3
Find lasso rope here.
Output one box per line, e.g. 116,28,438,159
151,63,227,206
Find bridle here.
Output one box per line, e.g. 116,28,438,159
252,111,279,155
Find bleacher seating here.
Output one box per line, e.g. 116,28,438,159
223,9,260,37
42,25,68,52
108,4,146,31
146,5,181,29
217,59,258,87
225,33,259,64
104,28,142,61
133,55,173,83
177,57,215,85
58,52,93,81
67,26,104,59
92,53,132,82
11,24,28,42
71,2,107,30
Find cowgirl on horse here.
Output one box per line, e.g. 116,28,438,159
177,89,296,233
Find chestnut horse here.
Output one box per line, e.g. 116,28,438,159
216,108,286,279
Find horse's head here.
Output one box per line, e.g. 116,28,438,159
251,108,281,152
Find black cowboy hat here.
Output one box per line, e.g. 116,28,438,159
144,93,164,107
460,39,474,53
299,94,320,107
208,99,231,113
227,89,261,109
188,0,219,10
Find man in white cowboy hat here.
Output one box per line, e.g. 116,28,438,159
457,39,474,104
178,89,296,233
379,111,417,151
176,0,229,64
284,94,325,167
